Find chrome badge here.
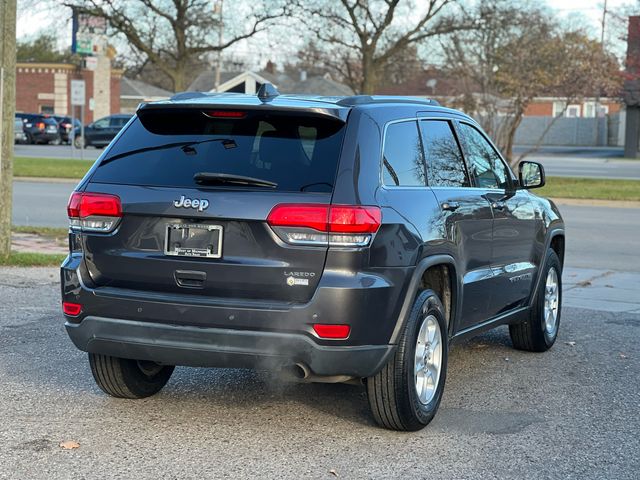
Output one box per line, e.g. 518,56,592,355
173,195,209,212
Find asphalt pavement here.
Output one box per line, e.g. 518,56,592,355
0,266,637,479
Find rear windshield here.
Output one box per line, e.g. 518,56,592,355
90,108,346,193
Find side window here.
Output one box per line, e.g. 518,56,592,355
93,117,110,129
419,120,470,187
382,121,426,187
110,116,129,128
458,123,511,190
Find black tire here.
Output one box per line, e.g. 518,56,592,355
366,289,448,431
73,136,86,149
88,353,174,399
26,132,34,144
510,249,562,352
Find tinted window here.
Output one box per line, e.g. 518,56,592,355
458,123,511,189
93,117,110,128
419,120,469,187
382,121,426,186
90,109,346,193
110,116,130,127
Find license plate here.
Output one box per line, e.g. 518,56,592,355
46,126,57,132
164,224,223,258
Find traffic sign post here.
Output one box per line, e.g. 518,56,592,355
70,80,86,160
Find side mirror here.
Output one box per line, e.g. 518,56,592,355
518,161,545,189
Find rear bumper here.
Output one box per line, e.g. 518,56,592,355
61,255,410,377
66,316,394,377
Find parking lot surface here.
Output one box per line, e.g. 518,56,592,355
0,267,638,479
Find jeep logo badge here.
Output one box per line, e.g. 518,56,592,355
173,195,209,212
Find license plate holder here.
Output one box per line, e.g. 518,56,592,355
165,224,223,259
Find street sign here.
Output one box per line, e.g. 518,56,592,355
84,56,98,71
70,80,85,106
72,9,107,55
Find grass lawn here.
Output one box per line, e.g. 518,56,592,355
0,252,66,267
14,156,93,179
12,225,68,238
539,177,640,202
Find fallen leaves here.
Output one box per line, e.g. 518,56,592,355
565,341,576,347
329,469,339,477
59,440,80,450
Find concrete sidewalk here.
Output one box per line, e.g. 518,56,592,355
563,267,640,314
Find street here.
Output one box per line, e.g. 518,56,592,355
0,265,638,479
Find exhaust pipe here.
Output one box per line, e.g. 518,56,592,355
284,362,356,384
293,362,311,380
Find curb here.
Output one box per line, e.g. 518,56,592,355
14,176,79,184
551,197,640,209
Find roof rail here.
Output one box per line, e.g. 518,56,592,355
336,95,440,107
257,83,280,102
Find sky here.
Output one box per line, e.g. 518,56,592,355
15,0,636,66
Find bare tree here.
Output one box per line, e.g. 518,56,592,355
442,0,621,164
0,0,17,259
65,0,288,92
296,0,469,94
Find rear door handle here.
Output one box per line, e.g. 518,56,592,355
441,201,460,212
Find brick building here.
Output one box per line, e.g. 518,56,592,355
15,59,122,123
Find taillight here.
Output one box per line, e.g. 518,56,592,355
36,122,45,130
203,110,246,118
67,192,122,232
267,204,381,247
313,324,351,339
62,302,82,316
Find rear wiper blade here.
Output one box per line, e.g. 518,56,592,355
102,138,236,165
193,172,278,188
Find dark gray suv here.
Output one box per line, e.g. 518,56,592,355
60,86,565,431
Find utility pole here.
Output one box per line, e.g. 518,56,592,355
594,0,608,145
0,0,17,258
213,0,224,91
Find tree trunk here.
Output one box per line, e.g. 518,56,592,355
360,51,378,95
0,0,17,258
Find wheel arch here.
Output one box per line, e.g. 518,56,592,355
528,228,565,307
389,255,461,344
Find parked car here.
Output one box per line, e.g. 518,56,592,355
14,117,27,144
61,86,565,431
15,113,61,144
73,114,132,148
52,115,82,144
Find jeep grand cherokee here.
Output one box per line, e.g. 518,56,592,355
61,85,565,431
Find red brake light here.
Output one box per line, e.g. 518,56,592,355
267,204,329,231
36,122,45,130
67,192,122,232
204,110,246,118
79,193,122,218
62,302,82,316
267,204,381,234
67,192,121,218
313,324,351,339
328,206,382,233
